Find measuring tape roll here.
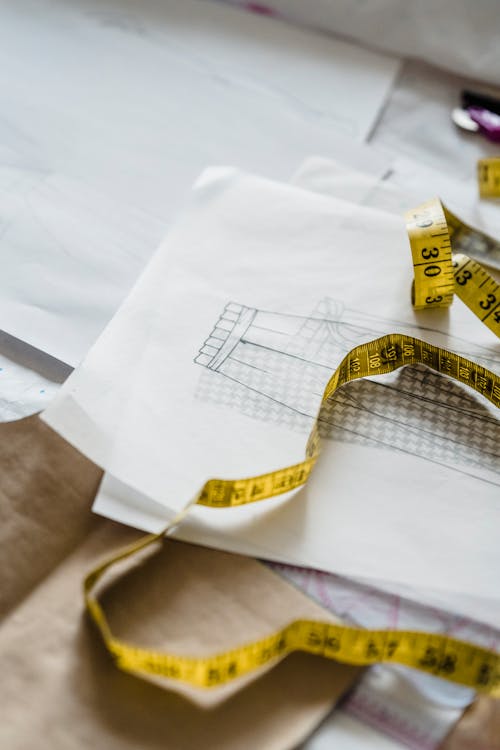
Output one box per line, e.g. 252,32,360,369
85,330,500,696
406,197,500,337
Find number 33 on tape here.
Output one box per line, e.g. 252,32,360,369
406,196,500,338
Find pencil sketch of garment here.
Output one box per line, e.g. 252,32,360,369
195,300,500,485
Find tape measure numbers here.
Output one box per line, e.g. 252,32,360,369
453,253,500,332
108,618,500,694
406,197,500,338
478,157,500,198
406,199,454,309
85,333,500,695
85,161,500,698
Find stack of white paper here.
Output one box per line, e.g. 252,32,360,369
0,0,397,367
43,167,500,628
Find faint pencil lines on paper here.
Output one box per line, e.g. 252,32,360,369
194,299,500,485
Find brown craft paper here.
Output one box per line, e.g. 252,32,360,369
439,695,500,750
0,414,360,748
0,415,102,617
2,414,497,748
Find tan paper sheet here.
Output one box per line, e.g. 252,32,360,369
0,415,102,617
2,415,498,748
0,415,359,748
439,696,500,750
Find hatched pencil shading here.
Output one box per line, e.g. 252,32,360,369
195,299,500,485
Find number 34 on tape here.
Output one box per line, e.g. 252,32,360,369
406,196,500,338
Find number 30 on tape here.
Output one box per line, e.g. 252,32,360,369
406,197,500,338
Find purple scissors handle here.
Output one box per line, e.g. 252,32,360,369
467,106,500,143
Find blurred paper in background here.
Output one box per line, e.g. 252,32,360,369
0,0,398,366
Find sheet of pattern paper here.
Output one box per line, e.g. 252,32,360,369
43,168,500,612
88,161,500,746
219,0,500,86
0,0,398,366
271,561,500,750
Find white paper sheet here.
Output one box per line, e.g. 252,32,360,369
222,0,500,87
371,59,500,181
93,157,500,637
292,156,500,271
0,332,70,421
43,168,500,607
0,0,398,366
301,709,405,750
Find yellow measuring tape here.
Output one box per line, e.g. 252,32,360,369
407,196,500,335
478,157,500,199
85,159,500,697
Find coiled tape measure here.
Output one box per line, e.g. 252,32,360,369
407,197,500,334
85,159,500,696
